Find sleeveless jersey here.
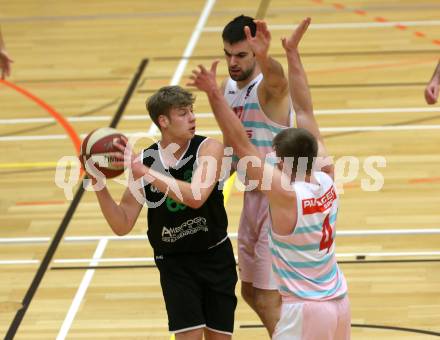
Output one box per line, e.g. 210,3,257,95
269,172,348,301
142,135,228,255
223,73,293,166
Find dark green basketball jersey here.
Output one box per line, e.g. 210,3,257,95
142,135,228,254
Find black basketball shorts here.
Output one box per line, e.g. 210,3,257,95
154,238,238,334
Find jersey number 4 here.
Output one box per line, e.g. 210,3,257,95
319,214,334,253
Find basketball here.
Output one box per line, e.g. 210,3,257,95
80,127,127,178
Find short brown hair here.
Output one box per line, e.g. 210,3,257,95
146,86,195,129
273,128,318,174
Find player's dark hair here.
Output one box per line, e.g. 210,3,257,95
273,128,318,174
222,15,256,44
146,86,195,130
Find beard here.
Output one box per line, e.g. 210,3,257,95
229,65,255,82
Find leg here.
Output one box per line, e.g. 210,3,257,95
335,296,351,340
201,239,237,339
241,281,281,336
253,287,281,337
239,192,281,336
155,254,206,336
240,281,256,311
272,302,303,340
204,328,231,340
175,328,203,340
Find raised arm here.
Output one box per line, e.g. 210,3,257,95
0,26,13,79
282,18,334,178
425,60,440,105
245,20,288,102
188,61,297,234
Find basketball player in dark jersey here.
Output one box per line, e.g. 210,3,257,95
87,86,237,340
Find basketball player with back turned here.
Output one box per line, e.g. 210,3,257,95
190,17,350,340
84,86,237,340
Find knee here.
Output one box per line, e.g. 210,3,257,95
254,294,267,314
175,328,203,340
254,289,281,314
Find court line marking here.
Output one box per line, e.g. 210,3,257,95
56,239,107,340
223,172,236,204
0,79,81,155
203,20,440,32
310,0,440,46
0,260,40,265
2,124,440,142
147,0,216,137
3,61,149,340
2,251,440,266
1,228,439,244
2,107,440,124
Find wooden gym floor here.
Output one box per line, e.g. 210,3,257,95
0,0,439,339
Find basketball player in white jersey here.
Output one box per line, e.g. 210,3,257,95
190,17,351,340
221,15,292,335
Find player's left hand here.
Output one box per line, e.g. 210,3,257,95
281,17,311,53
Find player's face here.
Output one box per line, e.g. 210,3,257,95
167,105,196,139
223,40,256,82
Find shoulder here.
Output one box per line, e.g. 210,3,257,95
197,137,224,159
315,171,334,185
220,78,230,94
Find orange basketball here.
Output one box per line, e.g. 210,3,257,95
80,128,127,178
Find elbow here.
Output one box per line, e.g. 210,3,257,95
110,222,132,236
114,228,129,237
185,193,208,209
187,199,204,210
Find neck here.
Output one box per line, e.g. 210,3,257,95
291,172,313,183
159,134,191,161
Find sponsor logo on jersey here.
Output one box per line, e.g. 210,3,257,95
302,186,337,215
161,216,208,243
245,80,258,99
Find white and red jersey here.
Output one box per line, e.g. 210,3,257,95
223,74,293,165
269,171,348,301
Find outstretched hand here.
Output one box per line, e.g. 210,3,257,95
187,60,220,94
425,82,439,105
281,17,311,53
0,49,13,79
245,20,271,58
